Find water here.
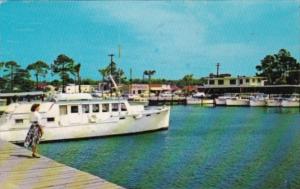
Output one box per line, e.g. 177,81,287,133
39,106,300,189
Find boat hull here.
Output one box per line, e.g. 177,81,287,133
266,100,281,107
281,100,300,107
186,98,214,105
250,100,266,107
0,107,170,143
226,99,249,106
215,98,226,106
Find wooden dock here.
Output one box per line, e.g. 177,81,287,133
0,140,124,189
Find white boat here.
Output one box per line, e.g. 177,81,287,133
249,94,267,107
266,95,282,107
186,97,214,105
215,94,234,106
226,96,249,106
281,94,300,107
0,93,170,143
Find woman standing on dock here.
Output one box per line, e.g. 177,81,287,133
24,104,44,158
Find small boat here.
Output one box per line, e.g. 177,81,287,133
186,97,214,106
281,94,300,107
226,95,249,106
249,94,267,107
215,93,234,106
0,93,170,143
266,95,282,107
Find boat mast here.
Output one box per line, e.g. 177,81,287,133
108,54,114,97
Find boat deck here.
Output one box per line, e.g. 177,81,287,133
0,139,124,189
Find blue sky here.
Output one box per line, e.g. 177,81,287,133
0,1,299,80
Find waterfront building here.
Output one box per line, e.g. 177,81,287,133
130,84,149,95
130,84,172,96
204,75,266,87
65,84,96,94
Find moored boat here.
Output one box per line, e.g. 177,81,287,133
226,96,249,106
249,94,267,107
0,93,170,143
266,95,282,107
281,94,300,107
215,93,235,106
186,97,214,106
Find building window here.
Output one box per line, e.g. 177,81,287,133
15,119,23,124
82,104,90,113
239,79,243,85
47,117,55,122
92,104,99,113
209,80,215,85
252,78,255,82
121,103,127,111
218,80,224,85
102,104,109,112
71,105,79,113
257,78,261,82
138,90,142,94
230,79,236,85
246,79,249,83
60,105,68,115
112,103,119,112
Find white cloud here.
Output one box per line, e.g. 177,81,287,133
79,1,300,77
80,2,206,56
0,0,7,5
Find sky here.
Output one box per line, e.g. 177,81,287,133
0,0,300,80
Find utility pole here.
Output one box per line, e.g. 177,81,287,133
216,63,220,77
129,68,132,94
108,54,114,97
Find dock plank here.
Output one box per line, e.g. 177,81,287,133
0,140,124,189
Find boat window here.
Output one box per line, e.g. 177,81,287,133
121,103,127,111
15,119,23,124
112,103,119,112
102,104,109,112
59,105,68,115
71,105,79,113
92,104,100,113
47,117,55,122
82,104,90,113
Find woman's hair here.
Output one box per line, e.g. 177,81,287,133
31,104,40,112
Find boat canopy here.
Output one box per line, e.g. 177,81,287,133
53,93,93,101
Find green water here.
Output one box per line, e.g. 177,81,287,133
39,106,300,189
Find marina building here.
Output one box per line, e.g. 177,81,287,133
205,76,266,87
130,84,172,95
65,84,96,94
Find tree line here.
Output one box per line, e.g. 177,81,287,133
0,49,299,93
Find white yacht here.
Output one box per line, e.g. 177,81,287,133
215,94,234,106
186,97,214,106
249,94,267,107
0,93,170,143
266,95,282,107
226,95,250,106
281,94,300,107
